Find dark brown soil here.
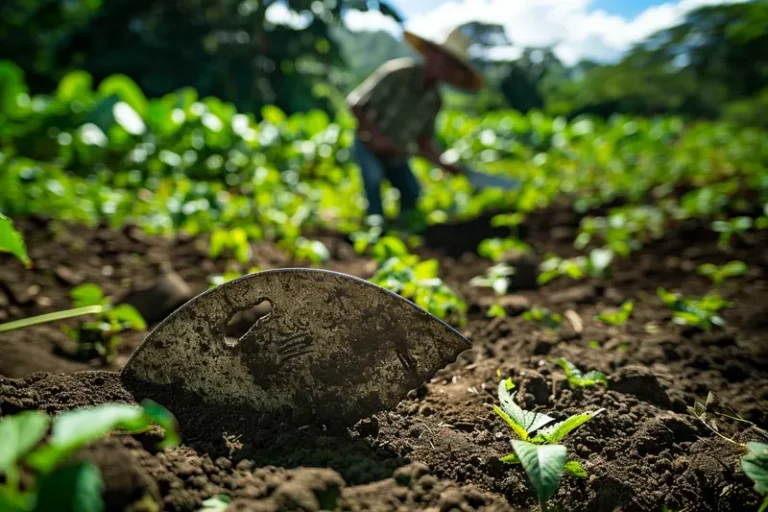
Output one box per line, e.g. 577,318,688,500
1,207,767,512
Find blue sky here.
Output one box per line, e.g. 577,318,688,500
338,0,739,63
392,0,666,19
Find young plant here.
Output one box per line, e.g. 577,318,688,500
657,288,733,331
697,261,747,289
198,495,232,512
487,303,507,319
0,401,179,512
0,284,146,363
207,267,262,288
369,255,467,326
0,213,31,268
595,300,634,326
62,284,147,363
711,217,752,250
469,263,516,296
557,358,608,388
478,237,532,262
493,378,604,510
742,442,768,512
209,227,252,264
523,306,562,330
538,247,614,285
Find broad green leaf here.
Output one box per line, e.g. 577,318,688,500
33,462,104,512
497,380,555,434
742,442,768,496
108,305,147,330
262,105,286,125
70,284,105,307
98,74,148,117
722,261,747,276
0,487,33,512
563,460,587,478
512,440,567,503
0,411,50,473
57,71,93,101
493,405,529,441
139,400,181,449
535,409,604,443
0,214,31,268
26,403,179,472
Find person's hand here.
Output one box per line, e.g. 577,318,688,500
417,139,464,175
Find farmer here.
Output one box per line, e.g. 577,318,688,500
346,27,484,229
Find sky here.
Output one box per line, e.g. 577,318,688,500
337,0,742,64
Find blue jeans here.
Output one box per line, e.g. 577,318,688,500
352,137,420,218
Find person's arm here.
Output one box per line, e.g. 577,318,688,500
351,104,403,158
416,132,463,175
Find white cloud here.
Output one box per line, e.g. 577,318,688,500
343,0,741,64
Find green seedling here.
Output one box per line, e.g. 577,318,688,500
198,495,232,512
742,442,768,512
209,227,252,264
493,378,603,510
712,217,752,250
657,288,733,331
282,236,330,264
0,401,178,512
757,205,768,230
487,303,507,318
0,284,145,363
208,267,262,288
62,284,147,363
595,300,634,326
478,237,532,262
697,261,747,288
538,247,614,285
369,255,467,326
687,391,763,447
470,263,516,296
557,358,608,388
0,213,31,268
523,306,562,330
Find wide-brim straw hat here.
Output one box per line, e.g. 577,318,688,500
404,27,484,91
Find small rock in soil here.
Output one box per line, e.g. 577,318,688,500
121,269,195,324
53,265,84,285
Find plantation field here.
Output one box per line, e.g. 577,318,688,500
1,67,768,512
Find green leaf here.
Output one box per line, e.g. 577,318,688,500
512,440,567,503
563,460,587,478
0,411,50,474
499,452,521,464
26,403,179,472
139,400,180,449
742,442,768,496
497,379,555,435
493,405,530,441
535,409,605,443
33,462,104,512
98,74,148,118
108,305,147,330
0,487,34,512
198,495,232,512
70,284,105,308
57,71,93,101
557,358,607,388
0,214,31,268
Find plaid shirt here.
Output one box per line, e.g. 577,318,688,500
347,57,442,158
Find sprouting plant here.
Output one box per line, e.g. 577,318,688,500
198,495,233,512
0,401,178,512
711,216,752,250
742,442,768,512
282,236,330,264
370,235,410,263
523,306,562,330
557,358,608,388
369,255,467,326
470,263,516,296
209,227,252,264
62,284,147,363
538,247,614,285
0,284,146,362
0,213,31,268
487,303,507,318
493,378,604,510
697,261,747,288
687,391,762,448
595,300,634,326
478,237,531,262
657,288,733,331
757,204,768,230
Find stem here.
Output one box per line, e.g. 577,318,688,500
540,498,549,512
0,305,105,333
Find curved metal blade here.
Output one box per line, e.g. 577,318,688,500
120,268,470,424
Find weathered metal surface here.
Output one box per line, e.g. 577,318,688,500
120,268,471,424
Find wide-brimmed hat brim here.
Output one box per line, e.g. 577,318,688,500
404,31,484,92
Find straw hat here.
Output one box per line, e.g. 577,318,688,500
404,27,484,91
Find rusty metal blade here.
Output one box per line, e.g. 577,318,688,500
120,268,470,424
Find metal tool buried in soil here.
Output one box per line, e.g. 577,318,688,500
120,268,471,425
